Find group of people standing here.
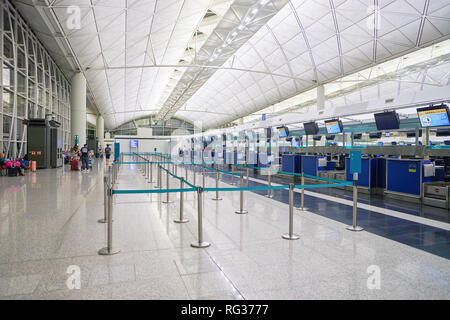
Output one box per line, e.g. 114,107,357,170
76,144,112,173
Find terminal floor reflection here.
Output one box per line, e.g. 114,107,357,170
0,161,449,299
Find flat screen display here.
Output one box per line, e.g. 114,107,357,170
324,119,343,134
374,111,400,130
291,138,300,147
130,139,138,147
276,126,289,138
303,121,319,135
353,133,362,140
369,132,382,139
417,105,450,127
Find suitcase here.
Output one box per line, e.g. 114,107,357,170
71,159,79,171
7,167,18,177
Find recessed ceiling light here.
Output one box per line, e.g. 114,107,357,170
238,24,245,30
251,8,259,15
231,31,238,37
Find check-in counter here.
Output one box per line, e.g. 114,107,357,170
385,158,431,202
281,154,301,173
345,157,377,192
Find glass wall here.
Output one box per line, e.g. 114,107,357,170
112,116,194,137
0,1,71,158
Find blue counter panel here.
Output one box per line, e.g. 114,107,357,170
387,159,421,196
282,154,301,173
376,158,386,189
302,155,317,176
345,158,375,188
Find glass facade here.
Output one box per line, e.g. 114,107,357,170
0,1,71,158
112,116,194,137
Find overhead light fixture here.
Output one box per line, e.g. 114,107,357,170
238,24,245,30
251,8,259,15
244,17,251,24
260,0,270,5
231,31,238,37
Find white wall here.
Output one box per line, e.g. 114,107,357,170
114,136,170,154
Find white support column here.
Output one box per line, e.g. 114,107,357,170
317,84,325,112
96,115,105,149
71,72,87,147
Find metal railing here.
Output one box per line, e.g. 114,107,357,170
97,153,360,256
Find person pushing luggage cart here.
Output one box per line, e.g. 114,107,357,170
105,144,112,165
79,144,89,173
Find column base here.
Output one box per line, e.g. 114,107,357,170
265,194,274,198
282,233,300,240
97,218,107,223
162,200,173,204
190,241,211,248
174,218,189,223
212,197,223,201
98,247,120,255
296,207,309,211
235,209,248,214
346,225,364,232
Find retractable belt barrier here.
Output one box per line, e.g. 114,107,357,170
97,153,362,255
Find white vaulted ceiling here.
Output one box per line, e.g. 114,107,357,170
42,0,215,129
176,0,450,129
15,0,450,130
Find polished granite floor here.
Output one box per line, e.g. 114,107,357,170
0,160,449,299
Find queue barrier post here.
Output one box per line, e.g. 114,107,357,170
265,172,273,198
190,187,211,248
297,173,308,211
162,169,172,204
98,176,108,223
235,173,248,214
282,184,300,240
346,173,364,232
98,187,120,255
212,171,222,201
174,179,189,223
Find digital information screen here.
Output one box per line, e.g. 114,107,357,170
291,139,300,147
277,126,289,138
417,106,450,127
325,120,342,134
130,139,138,147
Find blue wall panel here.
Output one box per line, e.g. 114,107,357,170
387,159,421,195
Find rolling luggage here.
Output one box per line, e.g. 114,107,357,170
7,166,19,177
71,159,79,171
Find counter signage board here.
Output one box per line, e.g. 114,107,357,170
349,150,362,174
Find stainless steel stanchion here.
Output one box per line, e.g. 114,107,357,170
148,162,153,183
235,173,248,214
212,171,222,201
265,172,273,198
156,165,161,189
185,165,188,183
98,176,108,223
98,188,120,255
162,169,172,204
246,166,249,188
282,184,300,240
174,179,189,223
346,173,364,232
296,173,308,211
231,165,235,185
193,165,196,186
190,187,211,248
202,166,206,188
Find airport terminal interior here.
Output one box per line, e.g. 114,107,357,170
0,0,449,300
